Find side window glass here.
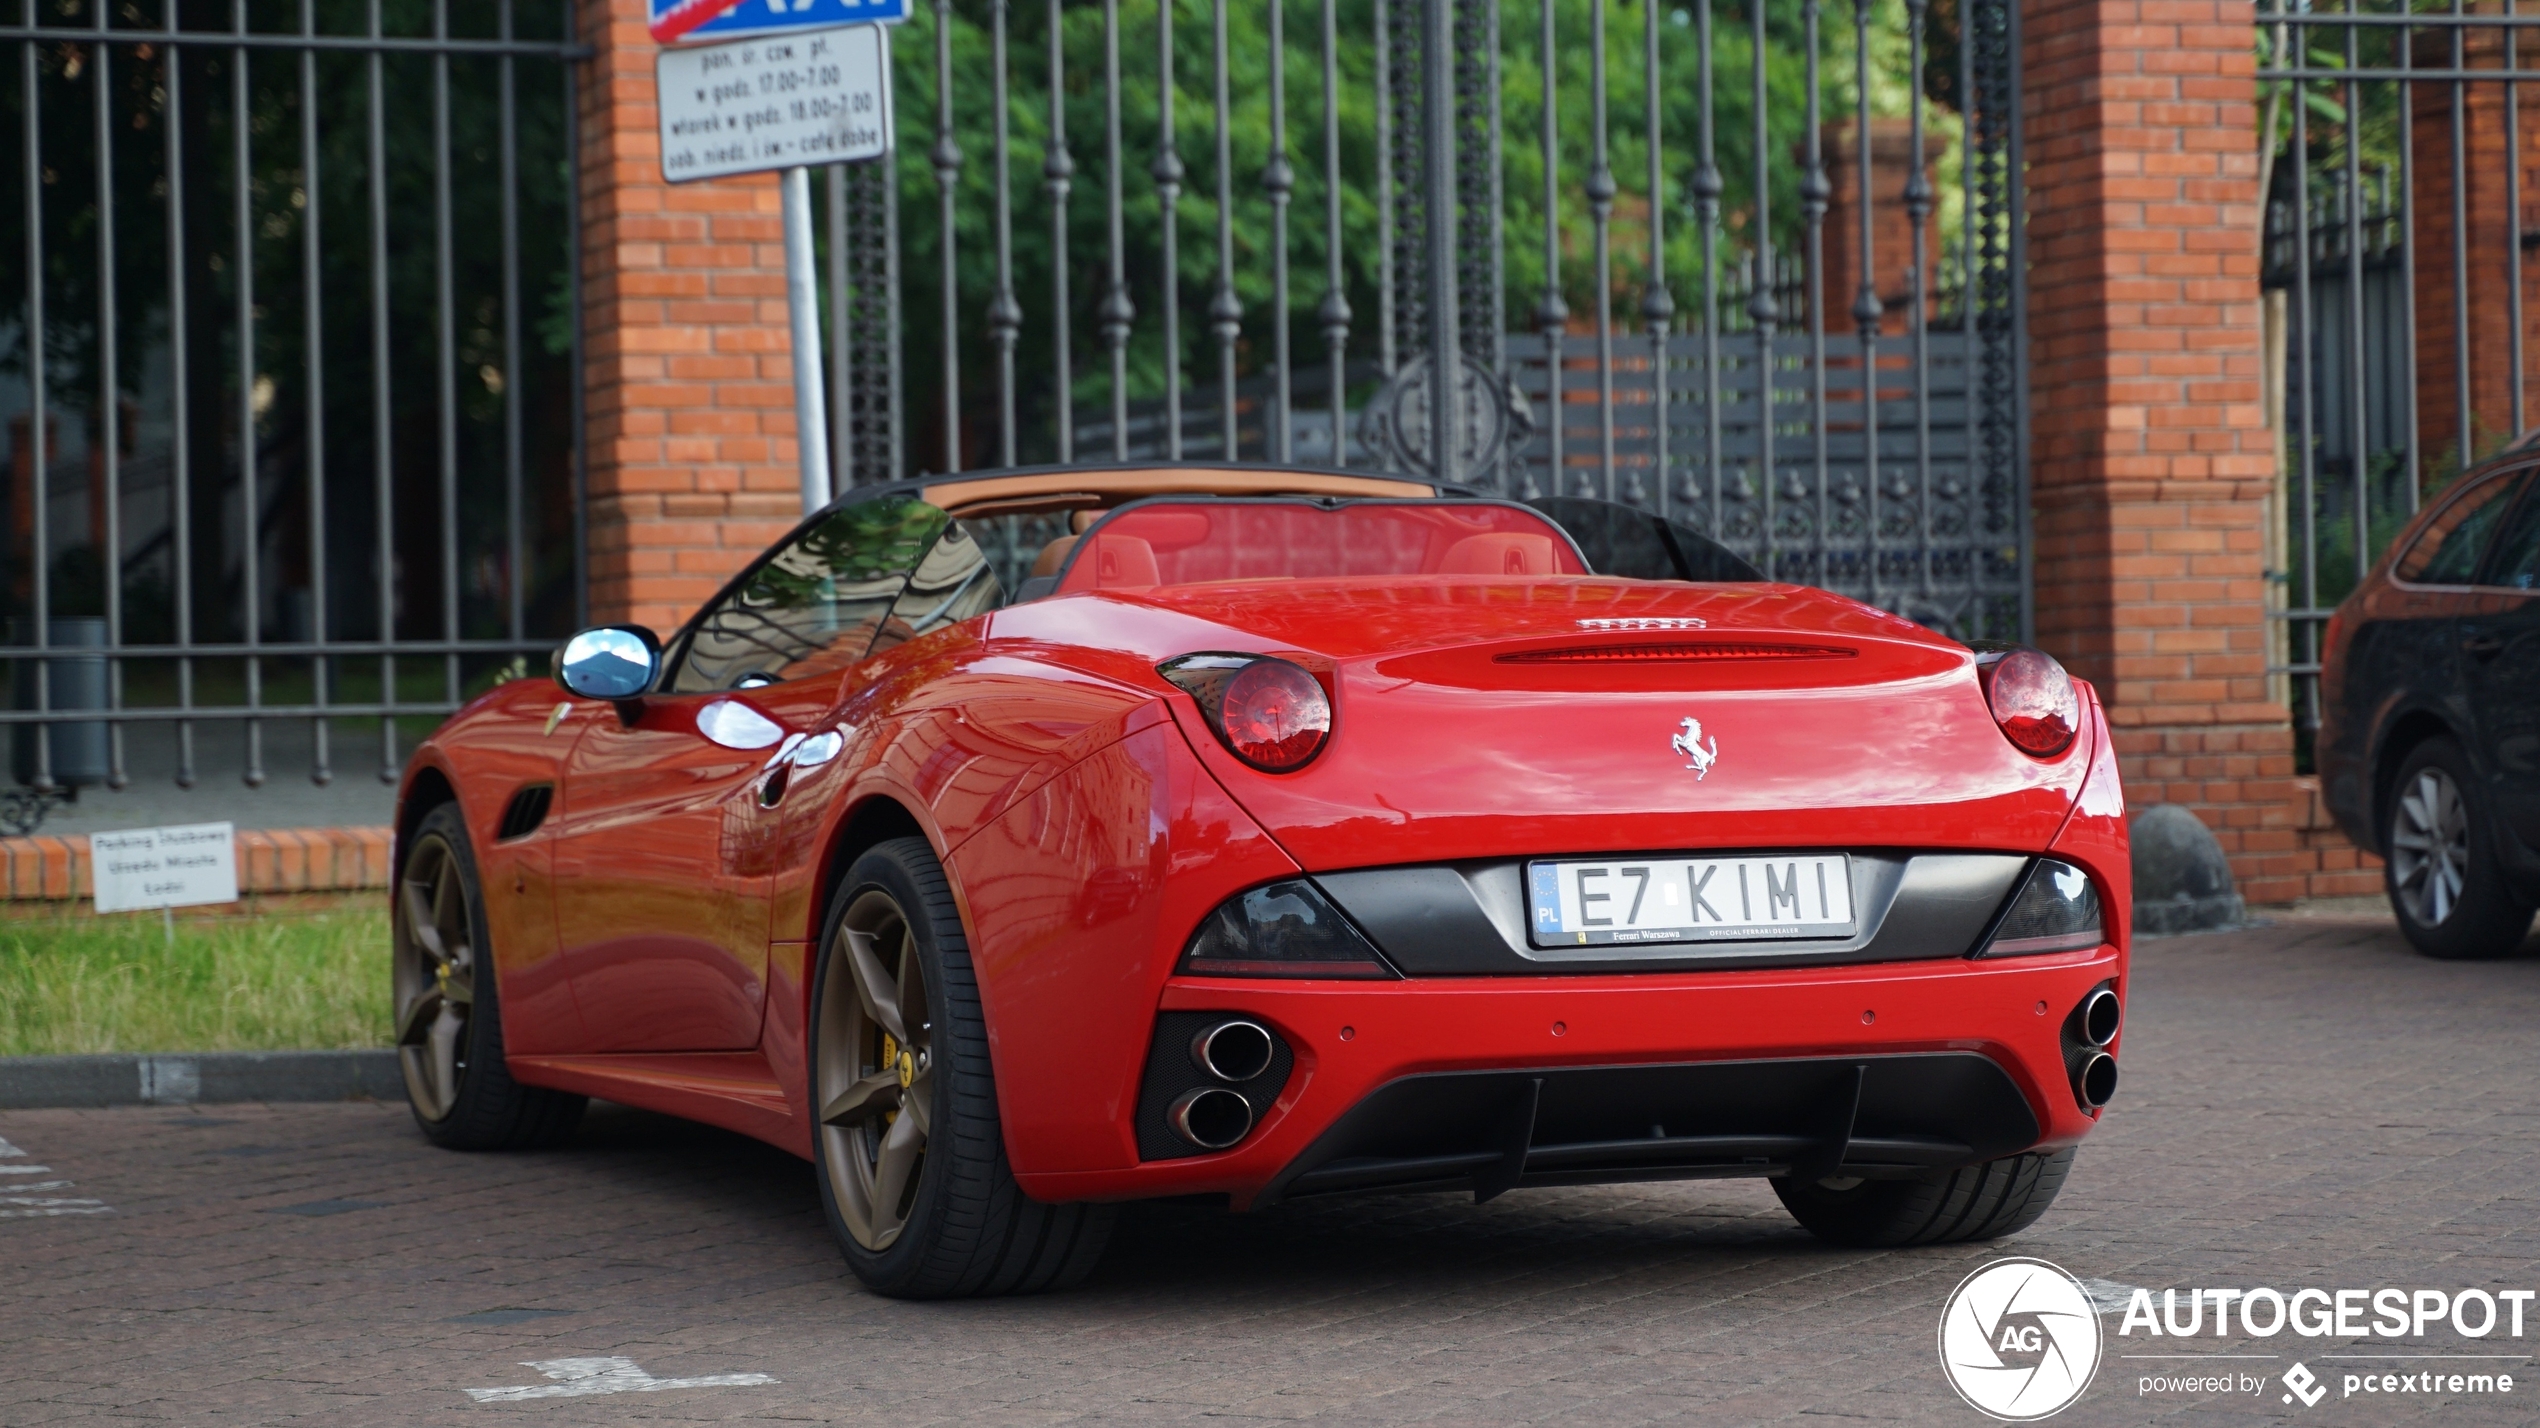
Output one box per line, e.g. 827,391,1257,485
870,519,1004,655
669,496,950,693
2485,483,2540,591
2399,473,2526,585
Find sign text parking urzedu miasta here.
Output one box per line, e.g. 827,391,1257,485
656,23,890,183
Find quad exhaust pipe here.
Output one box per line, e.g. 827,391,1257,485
2072,1051,2119,1110
1191,1020,1275,1082
1168,1087,1255,1149
1167,1019,1279,1150
2079,987,2121,1047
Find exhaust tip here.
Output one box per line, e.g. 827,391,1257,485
2074,1051,2119,1110
2080,987,2122,1047
1168,1087,1255,1150
1190,1019,1275,1083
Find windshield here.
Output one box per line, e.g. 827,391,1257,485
1051,499,1589,593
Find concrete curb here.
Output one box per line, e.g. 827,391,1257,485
0,1050,400,1109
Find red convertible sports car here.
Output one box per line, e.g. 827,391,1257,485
392,464,2129,1298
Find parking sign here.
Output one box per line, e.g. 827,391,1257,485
651,0,907,46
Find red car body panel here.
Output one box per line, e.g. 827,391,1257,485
402,521,2127,1206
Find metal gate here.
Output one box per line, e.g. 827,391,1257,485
2,0,586,817
2,0,2026,816
2259,0,2540,759
826,0,2031,641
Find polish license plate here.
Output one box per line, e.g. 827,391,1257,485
1526,854,1856,947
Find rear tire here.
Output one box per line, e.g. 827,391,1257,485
393,803,586,1150
1773,1148,2076,1248
2385,738,2536,961
809,837,1115,1298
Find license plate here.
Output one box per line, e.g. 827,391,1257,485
1526,854,1856,947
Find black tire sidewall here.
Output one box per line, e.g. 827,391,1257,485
810,839,967,1293
2385,738,2533,959
405,803,510,1138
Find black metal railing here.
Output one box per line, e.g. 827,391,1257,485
2258,0,2540,759
2,0,586,820
824,0,2030,642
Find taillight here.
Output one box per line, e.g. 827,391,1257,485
1158,653,1334,772
1979,646,2080,757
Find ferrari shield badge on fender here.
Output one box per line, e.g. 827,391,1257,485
1671,716,1720,779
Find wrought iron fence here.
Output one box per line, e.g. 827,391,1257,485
3,0,2028,819
2258,0,2540,759
2,0,586,819
824,0,2031,641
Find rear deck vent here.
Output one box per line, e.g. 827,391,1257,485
1495,641,1857,665
496,784,553,841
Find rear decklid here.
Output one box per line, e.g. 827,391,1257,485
995,578,2093,871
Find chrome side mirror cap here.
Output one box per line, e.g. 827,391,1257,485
553,626,662,711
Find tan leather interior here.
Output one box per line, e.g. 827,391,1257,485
1029,535,1079,578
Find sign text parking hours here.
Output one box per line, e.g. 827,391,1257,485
657,23,890,183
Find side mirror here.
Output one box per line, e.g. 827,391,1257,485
553,626,661,723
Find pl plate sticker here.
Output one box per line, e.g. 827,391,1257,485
1939,1258,2104,1420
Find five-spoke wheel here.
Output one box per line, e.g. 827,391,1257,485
391,803,585,1149
816,888,935,1251
808,838,1114,1297
394,824,478,1122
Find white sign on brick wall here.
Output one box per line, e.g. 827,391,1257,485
656,23,891,184
90,823,238,914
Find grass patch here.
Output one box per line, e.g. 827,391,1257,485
0,906,391,1056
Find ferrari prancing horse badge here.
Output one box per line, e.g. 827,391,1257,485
1671,716,1720,779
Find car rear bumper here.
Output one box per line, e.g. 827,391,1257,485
1011,944,2122,1209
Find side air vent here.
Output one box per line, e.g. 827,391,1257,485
1495,641,1857,665
496,784,553,841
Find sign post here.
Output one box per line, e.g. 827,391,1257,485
654,9,898,516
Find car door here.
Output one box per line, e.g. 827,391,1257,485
2463,474,2540,852
2377,470,2530,782
547,495,949,1052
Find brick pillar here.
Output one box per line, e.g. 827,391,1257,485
2023,0,2340,904
577,0,807,635
1818,117,1941,334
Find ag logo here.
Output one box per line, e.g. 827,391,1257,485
1938,1258,2103,1420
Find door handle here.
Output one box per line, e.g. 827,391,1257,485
2463,634,2505,659
758,764,791,808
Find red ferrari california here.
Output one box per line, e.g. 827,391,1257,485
391,465,2129,1298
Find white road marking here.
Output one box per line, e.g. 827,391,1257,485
2078,1276,2147,1314
0,1136,111,1218
463,1357,777,1403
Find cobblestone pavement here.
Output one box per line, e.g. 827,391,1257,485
8,910,2540,1426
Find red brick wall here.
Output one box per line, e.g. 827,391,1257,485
2022,0,2369,904
578,0,807,635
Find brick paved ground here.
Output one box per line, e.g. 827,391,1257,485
7,908,2540,1426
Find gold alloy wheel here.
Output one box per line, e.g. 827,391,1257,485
392,832,478,1122
817,889,934,1251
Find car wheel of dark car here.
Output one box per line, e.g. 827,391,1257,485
1771,1147,2075,1247
811,837,1115,1298
394,803,588,1149
2385,738,2538,960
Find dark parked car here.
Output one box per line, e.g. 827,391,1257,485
2319,448,2540,959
